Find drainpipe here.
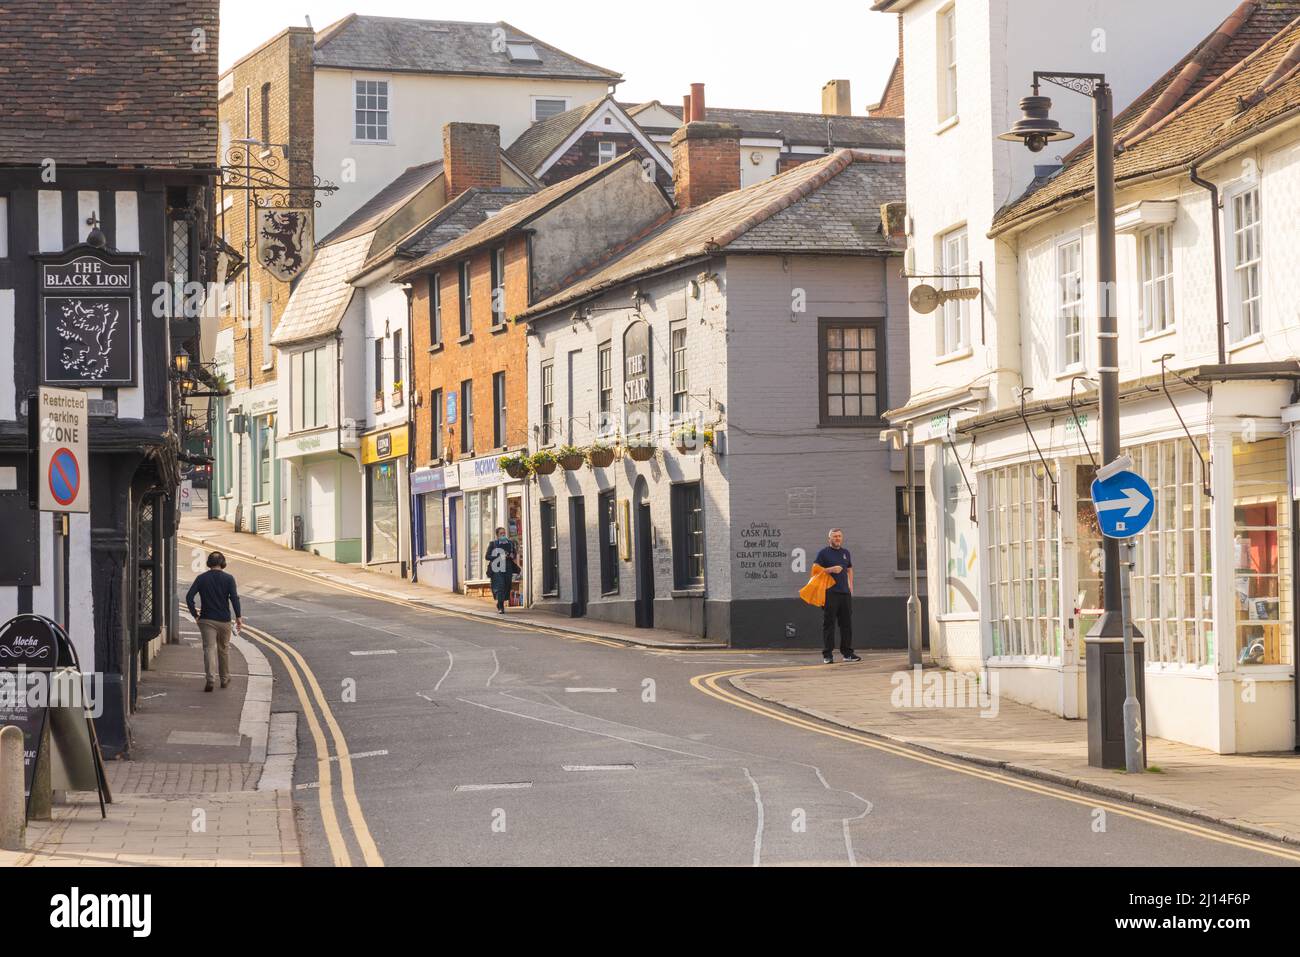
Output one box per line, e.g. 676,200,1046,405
403,283,418,583
1188,164,1227,365
1291,380,1300,752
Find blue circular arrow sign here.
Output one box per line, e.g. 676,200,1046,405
1091,469,1155,539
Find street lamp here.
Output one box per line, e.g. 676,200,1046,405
1001,72,1143,770
881,426,921,668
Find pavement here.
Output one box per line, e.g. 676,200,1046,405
0,623,301,867
157,516,1300,865
732,655,1300,848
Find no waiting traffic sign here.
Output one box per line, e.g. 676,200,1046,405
37,387,89,513
1091,469,1155,539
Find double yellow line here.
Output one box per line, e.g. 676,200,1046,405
693,666,1300,864
241,623,384,867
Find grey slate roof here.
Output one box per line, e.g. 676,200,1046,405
520,150,904,321
313,15,621,82
505,97,608,173
271,233,372,346
322,160,443,245
628,102,905,150
396,187,536,261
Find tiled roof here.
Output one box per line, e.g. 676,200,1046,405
312,15,621,82
0,0,219,167
271,233,372,346
393,152,648,280
520,150,905,321
505,97,609,173
628,102,905,150
322,160,443,245
993,3,1300,233
395,187,536,261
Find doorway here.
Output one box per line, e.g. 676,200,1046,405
635,501,654,628
570,497,588,618
448,495,461,593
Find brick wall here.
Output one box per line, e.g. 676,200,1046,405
216,27,315,391
670,122,741,209
443,123,502,202
410,234,530,465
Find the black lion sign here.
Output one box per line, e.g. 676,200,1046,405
41,251,136,386
257,208,315,282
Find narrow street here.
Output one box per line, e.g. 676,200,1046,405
209,546,1297,867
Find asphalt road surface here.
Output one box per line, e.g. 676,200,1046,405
215,550,1298,868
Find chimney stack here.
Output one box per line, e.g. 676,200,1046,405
671,121,740,209
689,82,706,121
822,79,852,116
443,122,501,201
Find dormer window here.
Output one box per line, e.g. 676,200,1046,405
506,41,540,62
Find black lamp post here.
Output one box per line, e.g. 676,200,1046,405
1000,72,1144,770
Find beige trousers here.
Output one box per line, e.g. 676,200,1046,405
197,619,233,685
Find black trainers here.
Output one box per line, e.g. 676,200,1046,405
842,653,862,662
822,654,834,664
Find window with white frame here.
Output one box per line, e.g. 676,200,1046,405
985,462,1060,658
1057,238,1084,370
938,5,958,121
354,79,389,142
938,226,968,355
1230,186,1262,341
533,97,569,122
1139,225,1175,336
290,346,329,432
598,141,617,164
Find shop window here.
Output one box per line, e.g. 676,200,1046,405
1233,437,1292,665
671,482,704,589
540,499,559,596
599,489,619,594
367,461,399,563
986,462,1060,657
255,416,273,503
465,488,498,584
422,493,445,558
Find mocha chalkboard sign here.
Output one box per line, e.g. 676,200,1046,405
0,615,64,806
39,247,137,387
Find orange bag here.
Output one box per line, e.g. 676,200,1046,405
799,564,834,608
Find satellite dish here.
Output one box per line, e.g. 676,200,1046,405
910,283,940,315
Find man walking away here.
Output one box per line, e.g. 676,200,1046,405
815,528,860,665
185,551,243,692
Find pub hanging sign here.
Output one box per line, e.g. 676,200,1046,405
40,247,137,387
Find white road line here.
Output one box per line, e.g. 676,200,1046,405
295,781,321,791
564,687,617,693
326,749,388,762
812,766,872,868
350,649,398,657
742,767,764,868
561,764,635,772
486,649,500,688
453,782,533,792
417,693,435,703
433,650,456,692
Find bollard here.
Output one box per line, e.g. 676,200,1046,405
0,724,26,851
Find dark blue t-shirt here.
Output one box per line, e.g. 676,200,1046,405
815,546,852,593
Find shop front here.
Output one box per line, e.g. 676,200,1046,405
455,454,527,604
279,428,362,562
361,424,411,577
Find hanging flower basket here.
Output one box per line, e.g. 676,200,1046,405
673,424,715,455
499,453,530,480
587,443,616,468
530,450,558,475
557,445,586,470
626,441,656,462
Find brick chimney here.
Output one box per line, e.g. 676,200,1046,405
443,122,501,201
670,121,740,209
822,79,852,116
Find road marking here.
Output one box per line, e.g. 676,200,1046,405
454,782,534,792
812,766,871,867
138,692,167,701
327,749,388,762
486,649,500,687
296,782,321,791
691,666,1300,864
241,627,351,867
565,687,618,693
562,764,635,772
178,536,625,649
433,650,456,692
244,624,384,867
742,767,763,868
350,649,397,657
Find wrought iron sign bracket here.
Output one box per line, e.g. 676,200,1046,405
1158,353,1212,499
1068,375,1099,469
904,263,988,344
1017,387,1059,513
943,407,979,525
219,144,339,208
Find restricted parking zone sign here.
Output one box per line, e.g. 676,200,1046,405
37,386,89,513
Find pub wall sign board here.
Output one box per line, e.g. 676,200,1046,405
38,246,139,387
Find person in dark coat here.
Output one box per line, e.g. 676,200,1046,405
484,526,519,614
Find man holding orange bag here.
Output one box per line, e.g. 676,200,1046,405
815,528,861,665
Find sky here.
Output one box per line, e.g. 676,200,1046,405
218,0,900,115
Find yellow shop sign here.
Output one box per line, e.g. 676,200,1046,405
361,427,409,465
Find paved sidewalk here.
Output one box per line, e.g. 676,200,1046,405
1,631,301,867
732,653,1300,846
179,514,724,649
